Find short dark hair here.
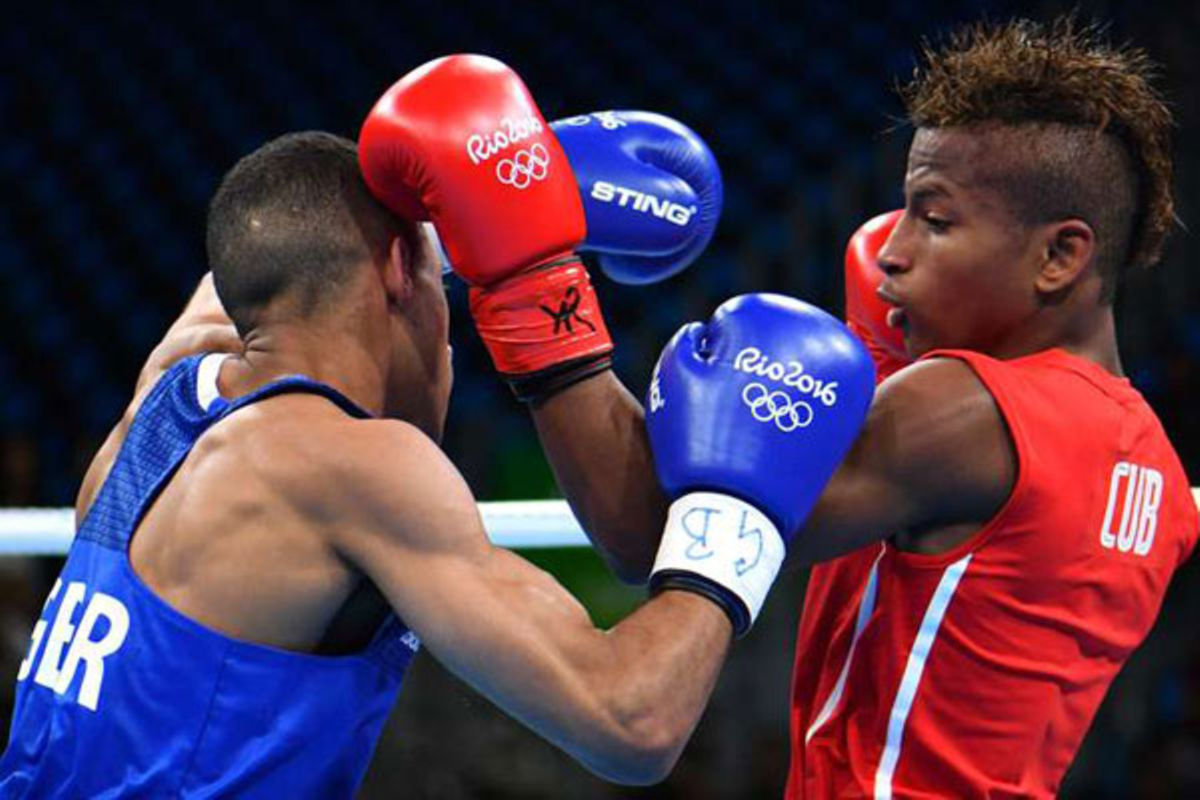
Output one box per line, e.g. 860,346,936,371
901,16,1174,301
207,131,400,334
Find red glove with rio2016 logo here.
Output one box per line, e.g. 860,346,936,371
359,55,612,402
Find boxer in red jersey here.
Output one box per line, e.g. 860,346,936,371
517,16,1198,797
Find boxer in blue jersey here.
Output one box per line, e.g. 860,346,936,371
1,64,874,797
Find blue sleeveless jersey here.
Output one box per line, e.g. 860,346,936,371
0,355,420,798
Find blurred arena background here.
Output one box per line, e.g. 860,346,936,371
2,0,1197,796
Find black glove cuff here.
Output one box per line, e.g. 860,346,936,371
507,354,614,406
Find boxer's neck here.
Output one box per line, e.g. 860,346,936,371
982,303,1123,377
222,317,390,417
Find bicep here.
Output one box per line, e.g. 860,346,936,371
789,404,920,563
376,540,610,736
331,430,621,750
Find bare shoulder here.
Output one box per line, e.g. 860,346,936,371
872,356,1015,523
798,355,1015,561
869,356,1008,463
270,414,484,559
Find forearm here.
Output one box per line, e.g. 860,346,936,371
461,574,731,784
136,277,239,396
573,590,732,783
531,371,668,582
166,272,231,333
397,542,731,785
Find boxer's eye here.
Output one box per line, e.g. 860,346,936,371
924,214,951,233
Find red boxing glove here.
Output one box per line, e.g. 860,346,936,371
844,210,910,384
359,55,612,399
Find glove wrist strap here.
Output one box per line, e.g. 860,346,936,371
649,492,785,637
469,259,614,379
507,354,613,405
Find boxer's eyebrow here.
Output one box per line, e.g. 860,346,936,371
905,182,953,206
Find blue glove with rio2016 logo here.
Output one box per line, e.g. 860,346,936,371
645,294,875,636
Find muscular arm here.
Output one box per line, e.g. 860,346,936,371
76,273,240,522
331,421,730,785
531,372,666,583
789,357,1016,564
527,354,1015,581
140,273,237,390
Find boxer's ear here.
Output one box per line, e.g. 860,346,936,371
382,235,413,306
1035,219,1094,296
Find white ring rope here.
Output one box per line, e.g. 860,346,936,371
5,491,1197,556
0,501,590,556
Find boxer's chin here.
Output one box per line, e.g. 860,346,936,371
901,324,934,359
889,309,918,358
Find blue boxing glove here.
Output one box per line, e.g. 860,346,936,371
645,294,875,635
551,110,722,285
424,110,721,284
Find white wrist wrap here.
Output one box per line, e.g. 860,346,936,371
651,492,785,629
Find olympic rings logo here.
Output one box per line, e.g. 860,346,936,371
741,382,813,433
495,144,550,189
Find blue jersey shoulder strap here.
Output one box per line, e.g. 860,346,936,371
78,355,371,551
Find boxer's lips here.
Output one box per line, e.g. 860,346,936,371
875,286,908,330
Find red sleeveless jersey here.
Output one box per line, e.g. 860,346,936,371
786,348,1198,799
